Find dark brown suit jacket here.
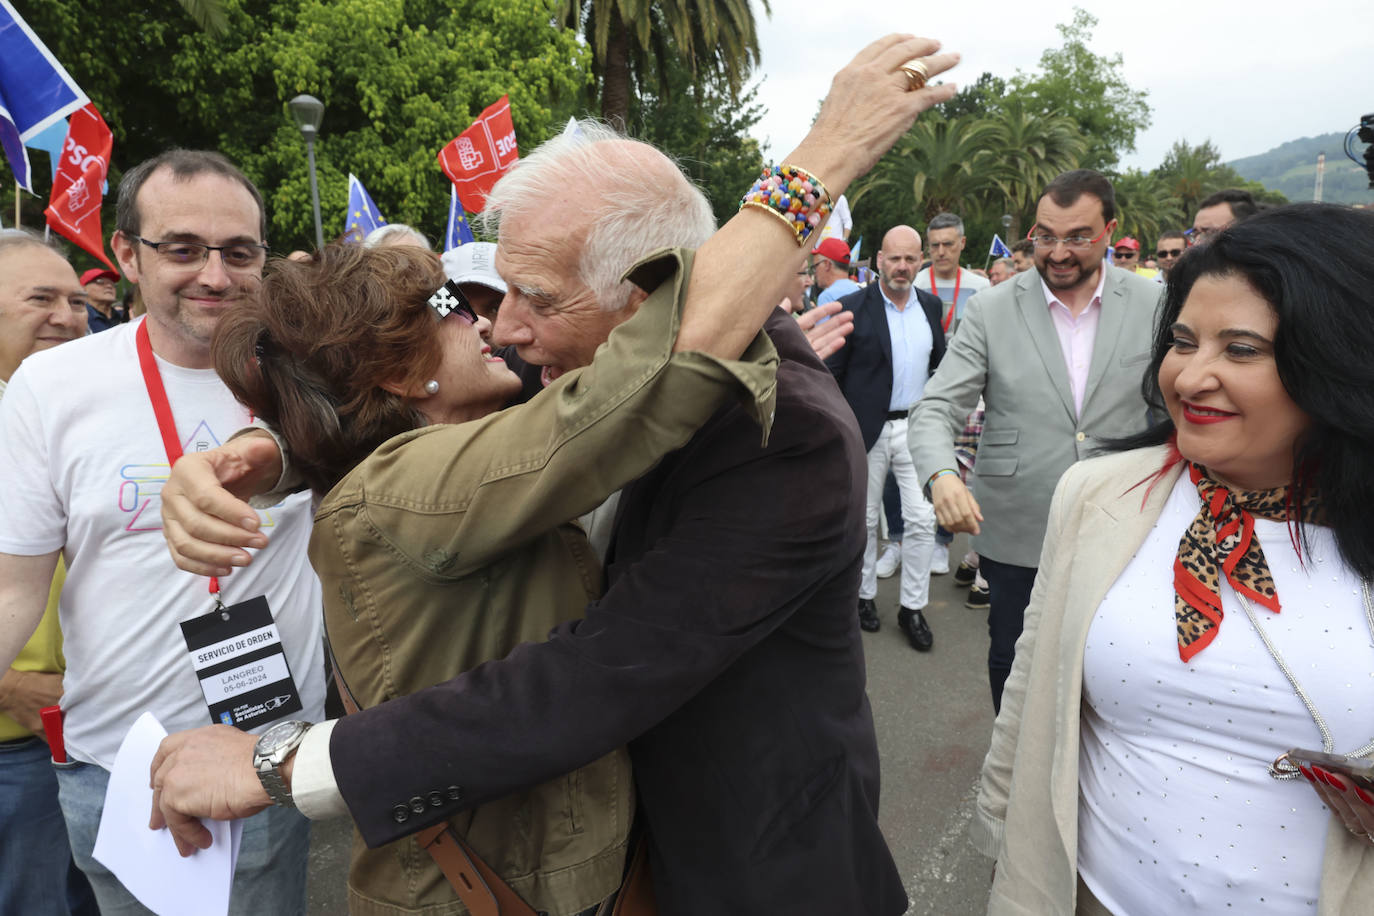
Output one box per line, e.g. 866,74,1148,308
331,311,906,915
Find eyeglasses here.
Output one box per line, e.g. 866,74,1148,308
1185,227,1218,243
1027,222,1114,250
1156,248,1184,259
1113,250,1137,259
135,236,269,272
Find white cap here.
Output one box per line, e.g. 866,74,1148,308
440,242,506,294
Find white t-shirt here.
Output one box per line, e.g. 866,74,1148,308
817,194,852,242
914,267,989,330
0,319,324,768
1077,474,1371,914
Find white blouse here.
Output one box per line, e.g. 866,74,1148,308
1077,475,1374,914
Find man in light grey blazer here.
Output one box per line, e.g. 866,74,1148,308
909,170,1162,711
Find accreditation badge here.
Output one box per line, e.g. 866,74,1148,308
179,596,303,729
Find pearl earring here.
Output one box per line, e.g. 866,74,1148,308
424,380,439,395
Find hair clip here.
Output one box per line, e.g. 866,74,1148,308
427,279,477,323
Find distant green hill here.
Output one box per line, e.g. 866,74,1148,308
1229,132,1374,206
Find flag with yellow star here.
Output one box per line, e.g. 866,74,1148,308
344,173,386,243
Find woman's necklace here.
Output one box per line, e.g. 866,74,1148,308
1234,580,1374,779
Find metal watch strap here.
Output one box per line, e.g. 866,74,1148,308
254,720,310,807
258,762,296,808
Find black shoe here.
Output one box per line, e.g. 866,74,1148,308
953,560,977,587
965,583,990,609
857,598,881,632
897,606,933,651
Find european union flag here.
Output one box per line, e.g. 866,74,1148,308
444,186,474,251
0,0,89,191
344,173,387,243
989,234,1012,259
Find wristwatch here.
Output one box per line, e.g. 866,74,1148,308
253,719,311,808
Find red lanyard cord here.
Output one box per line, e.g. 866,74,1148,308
135,320,220,598
930,269,961,333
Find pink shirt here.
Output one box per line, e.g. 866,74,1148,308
1040,265,1106,417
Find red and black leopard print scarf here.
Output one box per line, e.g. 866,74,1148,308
1173,462,1321,662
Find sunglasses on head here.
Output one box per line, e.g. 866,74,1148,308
427,279,478,324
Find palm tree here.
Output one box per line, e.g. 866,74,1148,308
560,0,767,128
850,115,1010,225
1112,169,1186,244
988,99,1087,235
176,0,227,36
1156,140,1224,218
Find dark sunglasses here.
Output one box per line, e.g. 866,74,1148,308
1156,248,1184,258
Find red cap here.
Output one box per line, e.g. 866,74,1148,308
811,237,851,266
80,268,120,285
1113,237,1140,252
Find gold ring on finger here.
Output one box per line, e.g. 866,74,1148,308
900,58,930,92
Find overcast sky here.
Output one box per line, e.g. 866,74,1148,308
748,1,1372,174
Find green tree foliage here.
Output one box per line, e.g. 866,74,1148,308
848,102,1087,252
934,72,1007,120
175,0,228,36
6,0,589,260
626,52,765,227
1111,169,1185,243
1155,140,1285,219
560,0,767,128
1009,8,1150,171
850,115,1008,230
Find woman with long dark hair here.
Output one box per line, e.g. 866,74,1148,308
974,203,1374,915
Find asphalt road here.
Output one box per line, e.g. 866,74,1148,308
305,535,998,915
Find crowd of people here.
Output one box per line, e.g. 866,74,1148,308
1,26,1372,916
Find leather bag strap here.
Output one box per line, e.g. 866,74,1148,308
327,639,536,915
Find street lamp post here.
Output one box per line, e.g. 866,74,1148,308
288,94,326,250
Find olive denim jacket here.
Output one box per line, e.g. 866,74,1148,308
308,248,778,915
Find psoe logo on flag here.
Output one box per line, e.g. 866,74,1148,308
66,176,87,211
457,136,483,171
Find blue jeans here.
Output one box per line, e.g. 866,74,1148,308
55,759,310,915
0,736,97,915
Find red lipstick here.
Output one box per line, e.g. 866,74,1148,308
1180,401,1235,425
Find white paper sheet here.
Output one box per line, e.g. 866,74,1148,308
92,711,244,916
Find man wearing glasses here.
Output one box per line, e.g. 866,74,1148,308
909,169,1162,712
0,151,325,913
1190,188,1258,245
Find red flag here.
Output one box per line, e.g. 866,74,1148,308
45,102,115,270
437,95,518,214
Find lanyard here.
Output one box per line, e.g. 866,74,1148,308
931,269,961,332
135,320,222,601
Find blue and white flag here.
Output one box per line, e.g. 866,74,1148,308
988,234,1012,259
23,115,67,183
444,186,474,251
344,173,386,243
849,236,862,263
0,0,88,191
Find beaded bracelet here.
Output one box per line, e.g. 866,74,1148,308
739,164,833,248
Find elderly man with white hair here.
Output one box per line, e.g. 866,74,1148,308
146,35,960,915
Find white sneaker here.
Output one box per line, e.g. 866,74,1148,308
876,542,901,578
930,544,950,575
